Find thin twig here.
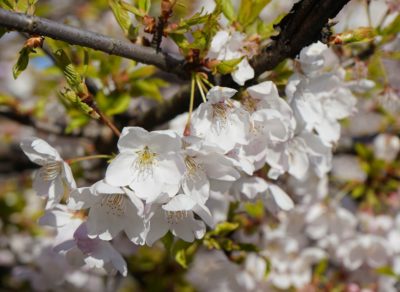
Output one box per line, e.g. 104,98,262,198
0,8,186,77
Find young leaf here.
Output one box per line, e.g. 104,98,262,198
109,0,136,39
137,0,151,14
215,0,236,22
216,58,243,74
237,0,272,28
13,47,31,79
53,49,84,93
0,0,13,9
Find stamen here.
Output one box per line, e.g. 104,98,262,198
101,194,126,216
211,101,233,131
165,210,189,224
184,156,203,181
40,161,62,181
133,146,157,179
242,94,260,113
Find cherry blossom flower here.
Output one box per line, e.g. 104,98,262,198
373,133,400,162
191,86,251,153
39,205,128,276
144,194,213,245
305,203,357,240
207,30,255,85
232,175,294,211
337,234,391,270
68,180,145,244
105,127,185,202
20,137,76,209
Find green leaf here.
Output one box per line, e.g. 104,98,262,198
376,266,397,277
315,259,328,277
65,113,90,133
212,222,239,236
237,243,259,252
131,78,168,102
351,184,365,199
137,0,150,14
355,143,373,160
237,0,272,28
244,200,264,218
216,58,243,74
120,1,145,17
245,14,283,40
171,240,199,269
0,93,17,106
215,0,236,22
109,0,136,39
13,47,31,79
129,65,156,79
0,0,13,9
381,14,400,36
97,91,131,116
53,49,84,93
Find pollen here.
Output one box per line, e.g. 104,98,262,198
133,146,157,179
212,102,229,120
242,93,259,113
40,161,62,181
165,210,189,224
101,194,126,216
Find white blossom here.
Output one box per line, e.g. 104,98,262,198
20,137,76,209
68,180,145,244
207,30,255,85
105,127,185,203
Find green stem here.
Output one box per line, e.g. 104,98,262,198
199,75,214,88
185,73,196,130
195,75,207,103
67,154,112,164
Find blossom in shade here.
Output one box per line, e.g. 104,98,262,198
68,180,145,244
20,137,76,209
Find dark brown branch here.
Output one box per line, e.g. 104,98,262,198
250,0,351,78
139,0,352,129
0,8,186,77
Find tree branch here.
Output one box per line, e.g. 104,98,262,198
250,0,351,78
142,0,352,129
0,8,187,77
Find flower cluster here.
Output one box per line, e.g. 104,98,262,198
18,41,359,281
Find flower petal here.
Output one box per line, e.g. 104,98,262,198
105,153,136,187
20,137,61,165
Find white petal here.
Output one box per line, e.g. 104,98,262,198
153,154,185,185
162,194,196,211
231,58,254,86
206,86,237,103
207,30,230,59
68,187,98,210
247,81,280,104
145,206,169,246
20,137,61,165
267,184,294,211
105,153,136,187
118,127,149,152
62,162,76,189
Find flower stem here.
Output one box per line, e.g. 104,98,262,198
67,154,112,164
199,75,214,88
185,73,196,133
195,75,207,103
